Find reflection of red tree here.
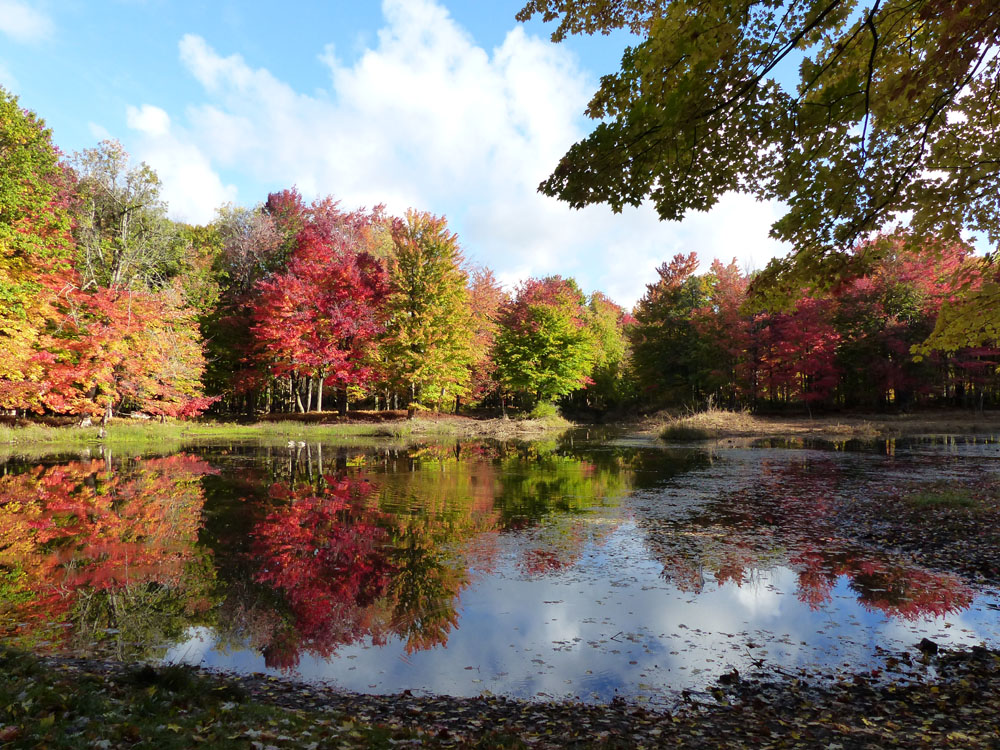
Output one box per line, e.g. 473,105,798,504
251,479,394,666
644,458,975,621
0,456,215,639
791,547,973,619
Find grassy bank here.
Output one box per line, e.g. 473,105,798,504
0,412,573,458
654,407,1000,442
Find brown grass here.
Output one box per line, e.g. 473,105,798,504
651,407,1000,442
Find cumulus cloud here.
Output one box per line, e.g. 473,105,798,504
140,0,789,305
0,0,54,43
124,103,237,223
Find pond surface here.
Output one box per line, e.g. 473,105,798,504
2,432,999,706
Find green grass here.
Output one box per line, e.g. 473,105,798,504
660,423,717,441
527,401,560,420
0,412,574,459
0,647,528,749
906,485,977,508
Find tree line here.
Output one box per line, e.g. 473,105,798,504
1,87,996,420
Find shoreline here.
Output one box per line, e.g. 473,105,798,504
0,412,573,458
641,408,1000,442
6,643,999,748
1,408,999,455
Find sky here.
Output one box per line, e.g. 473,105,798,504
0,0,793,307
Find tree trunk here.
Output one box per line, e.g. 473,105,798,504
337,389,348,416
293,377,306,413
306,377,314,412
316,375,324,412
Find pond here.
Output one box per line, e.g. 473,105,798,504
2,432,999,707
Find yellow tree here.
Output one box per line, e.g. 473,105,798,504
383,211,474,410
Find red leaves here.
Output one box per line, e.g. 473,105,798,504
251,479,394,664
249,208,389,393
0,456,217,640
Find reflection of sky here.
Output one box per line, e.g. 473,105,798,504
173,517,1000,707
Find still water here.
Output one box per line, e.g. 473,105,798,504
2,432,999,706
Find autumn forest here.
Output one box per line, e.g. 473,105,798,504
2,87,997,423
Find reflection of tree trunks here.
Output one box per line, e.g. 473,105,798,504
306,443,313,482
336,447,348,472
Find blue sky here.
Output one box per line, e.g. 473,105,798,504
0,0,792,306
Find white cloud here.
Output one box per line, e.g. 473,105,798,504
126,104,171,137
124,103,237,224
0,0,54,43
87,122,113,141
137,0,789,306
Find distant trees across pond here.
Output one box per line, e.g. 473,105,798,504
1,87,997,419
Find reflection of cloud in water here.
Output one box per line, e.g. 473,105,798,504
165,626,214,665
731,569,786,616
178,521,1000,706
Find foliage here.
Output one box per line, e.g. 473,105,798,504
383,210,474,408
493,276,596,406
574,292,635,410
0,88,75,402
628,253,710,403
627,235,1000,410
249,201,390,411
518,1,1000,315
37,283,216,417
527,400,560,420
71,140,180,291
467,266,507,405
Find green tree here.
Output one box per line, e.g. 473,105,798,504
628,253,711,404
71,140,180,290
518,1,1000,309
493,276,596,408
384,210,474,409
575,292,635,411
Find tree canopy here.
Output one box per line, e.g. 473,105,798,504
517,1,1000,297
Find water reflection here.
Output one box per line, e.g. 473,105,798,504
0,454,217,658
634,453,974,620
1,437,999,705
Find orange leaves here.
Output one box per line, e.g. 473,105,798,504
0,456,216,643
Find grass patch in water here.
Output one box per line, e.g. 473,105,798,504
906,485,977,509
660,422,718,441
659,408,758,441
